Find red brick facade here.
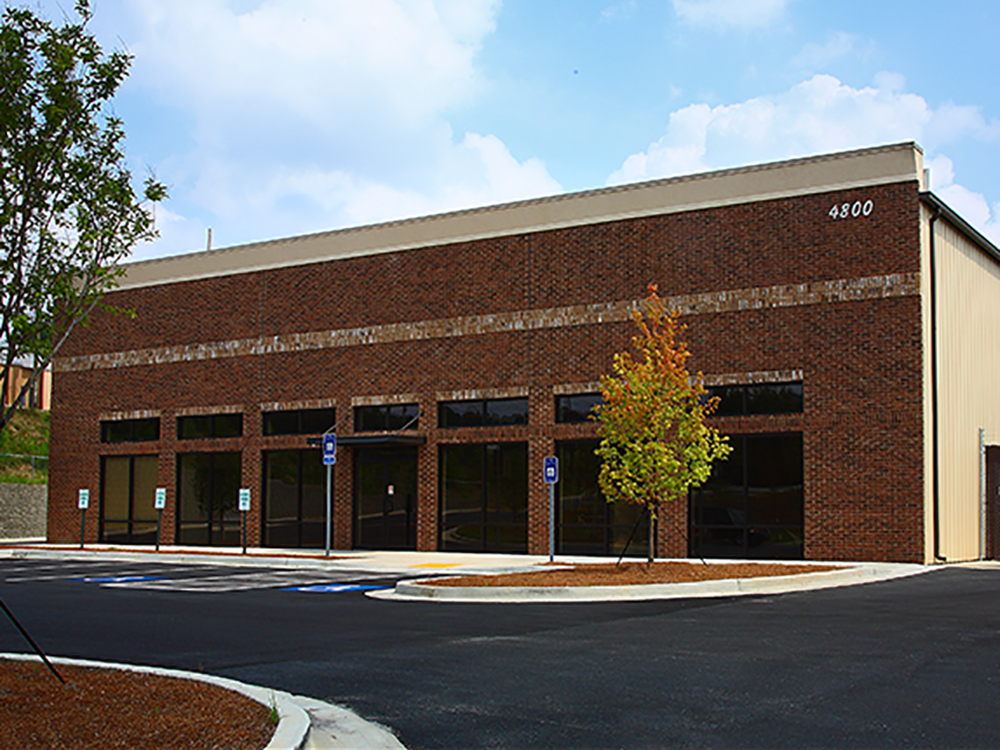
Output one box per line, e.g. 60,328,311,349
48,176,927,562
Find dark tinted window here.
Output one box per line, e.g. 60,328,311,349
440,442,527,553
439,401,483,428
709,386,745,416
214,414,242,437
439,398,528,428
486,398,528,426
556,440,648,558
354,403,419,431
263,449,326,548
707,382,803,416
745,383,803,414
263,408,335,436
100,418,160,443
689,433,804,560
176,452,242,546
178,414,243,439
555,393,603,423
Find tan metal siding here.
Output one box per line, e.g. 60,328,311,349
933,214,1000,561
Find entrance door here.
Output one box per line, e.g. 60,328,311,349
987,447,1000,559
354,447,418,549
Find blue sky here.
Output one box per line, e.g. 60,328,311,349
53,0,1000,259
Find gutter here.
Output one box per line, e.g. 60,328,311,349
928,202,945,562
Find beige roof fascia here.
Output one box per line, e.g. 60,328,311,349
121,142,923,290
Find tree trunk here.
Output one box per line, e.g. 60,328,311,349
647,504,655,569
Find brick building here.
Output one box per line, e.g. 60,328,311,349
47,142,1000,563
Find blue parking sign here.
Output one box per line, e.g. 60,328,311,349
543,456,558,483
323,434,337,465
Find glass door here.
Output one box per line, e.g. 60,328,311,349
354,447,418,549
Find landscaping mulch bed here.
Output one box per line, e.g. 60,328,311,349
0,659,275,749
428,561,843,587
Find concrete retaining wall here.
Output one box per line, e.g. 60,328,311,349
0,484,47,540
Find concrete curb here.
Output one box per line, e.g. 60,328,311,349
373,562,934,603
0,546,363,571
0,653,311,749
295,695,406,749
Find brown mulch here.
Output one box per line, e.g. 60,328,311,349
427,561,843,587
0,659,275,750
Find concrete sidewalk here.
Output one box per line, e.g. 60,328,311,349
0,542,566,576
0,542,935,602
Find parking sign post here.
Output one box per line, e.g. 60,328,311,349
77,489,89,550
323,433,337,557
544,457,558,562
154,488,167,551
238,488,251,554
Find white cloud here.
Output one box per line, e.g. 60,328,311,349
601,1,637,21
927,155,1000,245
103,0,569,257
672,0,790,31
609,73,997,183
609,73,1000,244
792,31,870,69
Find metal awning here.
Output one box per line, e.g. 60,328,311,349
306,433,425,447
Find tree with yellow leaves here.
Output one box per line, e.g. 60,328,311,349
594,284,730,566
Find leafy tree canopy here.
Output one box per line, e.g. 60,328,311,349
0,0,165,434
594,283,731,564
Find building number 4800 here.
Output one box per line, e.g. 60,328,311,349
829,199,874,219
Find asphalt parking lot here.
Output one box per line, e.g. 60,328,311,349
2,557,999,749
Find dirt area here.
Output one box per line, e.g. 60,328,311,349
427,561,844,587
0,659,274,749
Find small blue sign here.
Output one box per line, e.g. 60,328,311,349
323,433,337,465
544,456,558,484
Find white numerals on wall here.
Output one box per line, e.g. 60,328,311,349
829,200,874,219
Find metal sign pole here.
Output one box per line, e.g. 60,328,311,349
325,463,332,557
548,483,555,563
543,457,558,563
238,488,251,555
154,487,166,552
77,489,89,550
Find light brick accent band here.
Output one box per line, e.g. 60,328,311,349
259,398,336,412
175,404,243,416
98,409,161,421
552,382,602,395
702,369,804,386
55,272,918,374
436,386,530,402
351,393,419,407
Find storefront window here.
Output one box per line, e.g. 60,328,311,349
440,442,527,552
176,452,242,545
100,455,159,544
556,440,648,557
689,433,804,559
263,450,325,547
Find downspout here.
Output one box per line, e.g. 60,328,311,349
929,204,946,562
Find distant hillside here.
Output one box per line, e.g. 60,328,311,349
0,409,49,484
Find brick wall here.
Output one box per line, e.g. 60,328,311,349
48,181,926,562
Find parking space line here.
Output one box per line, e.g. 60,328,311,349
282,583,392,593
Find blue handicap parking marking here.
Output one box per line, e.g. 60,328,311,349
282,583,392,593
78,575,166,584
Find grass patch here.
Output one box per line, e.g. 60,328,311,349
0,409,49,484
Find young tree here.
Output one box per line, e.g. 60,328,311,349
594,283,731,566
0,0,165,435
